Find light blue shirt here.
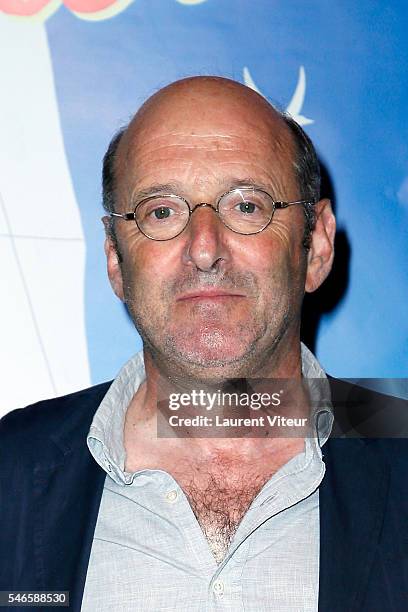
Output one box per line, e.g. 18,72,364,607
82,344,333,611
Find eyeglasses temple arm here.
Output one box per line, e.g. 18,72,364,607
274,200,316,210
109,212,135,220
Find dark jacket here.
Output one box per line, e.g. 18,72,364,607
1,379,408,611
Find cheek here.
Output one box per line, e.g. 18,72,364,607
236,231,291,277
119,241,177,305
267,222,307,275
239,232,306,304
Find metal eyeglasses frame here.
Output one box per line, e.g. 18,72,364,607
108,187,316,241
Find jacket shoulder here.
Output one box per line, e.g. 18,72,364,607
0,382,112,460
327,376,408,440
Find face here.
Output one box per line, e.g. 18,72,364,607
106,79,335,380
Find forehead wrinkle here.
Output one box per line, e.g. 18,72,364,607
122,152,294,203
128,133,249,155
139,142,238,153
117,109,298,204
129,137,292,167
128,116,286,147
148,132,237,139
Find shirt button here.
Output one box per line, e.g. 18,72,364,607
165,489,178,503
212,580,224,596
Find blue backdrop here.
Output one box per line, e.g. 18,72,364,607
1,0,407,412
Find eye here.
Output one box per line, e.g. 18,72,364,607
236,201,257,214
152,206,173,220
138,197,186,224
232,199,265,216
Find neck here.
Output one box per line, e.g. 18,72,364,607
142,330,304,387
126,338,305,439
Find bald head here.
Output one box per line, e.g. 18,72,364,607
103,76,320,246
123,76,288,147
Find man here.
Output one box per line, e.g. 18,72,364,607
1,77,408,611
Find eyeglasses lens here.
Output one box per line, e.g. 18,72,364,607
135,189,274,240
136,196,190,240
218,189,274,234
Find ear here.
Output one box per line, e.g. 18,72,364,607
305,198,336,293
103,218,125,301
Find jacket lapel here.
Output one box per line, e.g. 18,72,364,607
318,437,390,611
30,383,110,611
33,445,106,610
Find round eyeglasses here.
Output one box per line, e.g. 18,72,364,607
109,187,315,241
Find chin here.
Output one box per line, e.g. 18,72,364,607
164,328,254,370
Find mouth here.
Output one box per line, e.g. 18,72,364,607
176,289,246,302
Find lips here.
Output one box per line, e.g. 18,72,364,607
176,289,245,301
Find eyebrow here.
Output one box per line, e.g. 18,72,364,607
131,183,183,202
130,178,273,203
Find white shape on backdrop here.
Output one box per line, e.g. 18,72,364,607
71,0,135,22
0,16,91,415
243,65,314,126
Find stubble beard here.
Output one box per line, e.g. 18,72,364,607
122,266,302,384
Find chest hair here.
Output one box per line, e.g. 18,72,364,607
182,471,272,564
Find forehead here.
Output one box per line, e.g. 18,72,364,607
115,83,298,203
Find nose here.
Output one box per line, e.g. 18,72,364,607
182,204,229,272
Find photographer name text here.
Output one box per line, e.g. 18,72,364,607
168,415,308,428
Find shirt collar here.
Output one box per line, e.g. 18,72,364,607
301,343,334,446
87,344,333,484
87,351,146,484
